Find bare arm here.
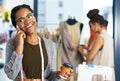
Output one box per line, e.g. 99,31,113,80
86,36,104,63
78,36,104,63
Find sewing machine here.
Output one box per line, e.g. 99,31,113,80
76,64,112,81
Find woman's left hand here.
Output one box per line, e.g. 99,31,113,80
64,69,74,81
56,69,74,81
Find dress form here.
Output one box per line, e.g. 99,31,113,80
66,16,83,33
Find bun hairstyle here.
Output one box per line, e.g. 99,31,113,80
87,9,99,19
87,9,105,26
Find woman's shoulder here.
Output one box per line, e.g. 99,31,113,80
43,37,54,45
42,37,56,50
8,38,16,42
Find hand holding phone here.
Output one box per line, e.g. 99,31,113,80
16,25,26,39
15,25,26,55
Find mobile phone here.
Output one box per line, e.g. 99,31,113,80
16,25,26,38
16,25,20,30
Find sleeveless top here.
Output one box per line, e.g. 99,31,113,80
89,30,114,67
66,22,80,46
22,38,48,79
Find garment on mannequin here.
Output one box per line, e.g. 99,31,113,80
66,16,83,33
59,17,85,71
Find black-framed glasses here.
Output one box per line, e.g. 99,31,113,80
16,13,34,24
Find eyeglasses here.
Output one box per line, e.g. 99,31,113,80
16,13,34,24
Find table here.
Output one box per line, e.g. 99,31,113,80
76,64,112,81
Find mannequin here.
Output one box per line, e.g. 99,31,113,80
66,16,83,33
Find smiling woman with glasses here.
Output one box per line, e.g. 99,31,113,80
4,4,73,81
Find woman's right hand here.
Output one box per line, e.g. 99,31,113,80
78,45,84,53
15,30,26,55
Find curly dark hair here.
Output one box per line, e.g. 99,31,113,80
11,4,33,28
87,9,105,26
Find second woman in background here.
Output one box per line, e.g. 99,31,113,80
78,9,115,81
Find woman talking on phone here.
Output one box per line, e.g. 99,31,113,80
4,4,73,81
